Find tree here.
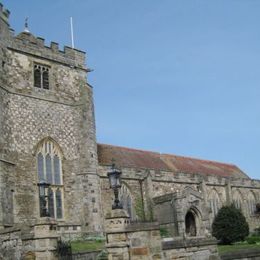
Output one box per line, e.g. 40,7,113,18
212,204,249,244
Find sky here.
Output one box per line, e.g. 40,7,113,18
2,0,260,179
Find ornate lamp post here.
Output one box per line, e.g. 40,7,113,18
37,181,50,217
107,161,123,210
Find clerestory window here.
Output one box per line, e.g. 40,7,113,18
36,138,63,219
34,64,49,89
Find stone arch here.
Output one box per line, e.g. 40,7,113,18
185,206,202,237
208,189,222,219
232,189,243,211
34,136,64,158
247,190,256,216
119,182,135,219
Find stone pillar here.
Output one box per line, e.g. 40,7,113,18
225,180,232,205
143,171,155,221
27,218,59,260
105,209,130,260
199,180,208,204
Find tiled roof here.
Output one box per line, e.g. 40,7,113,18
97,143,248,178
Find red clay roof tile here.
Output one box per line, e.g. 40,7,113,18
97,143,248,178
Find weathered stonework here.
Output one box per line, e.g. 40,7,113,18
99,164,260,233
1,3,260,259
0,4,102,234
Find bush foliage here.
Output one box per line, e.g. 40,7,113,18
212,204,249,245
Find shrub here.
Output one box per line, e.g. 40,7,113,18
159,227,170,238
212,204,249,245
254,227,260,235
246,235,260,244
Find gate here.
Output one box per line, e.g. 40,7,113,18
56,239,72,260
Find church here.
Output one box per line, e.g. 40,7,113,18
0,2,259,252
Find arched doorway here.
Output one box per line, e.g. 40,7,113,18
185,211,196,236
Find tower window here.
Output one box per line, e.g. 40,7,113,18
34,64,50,89
36,138,63,219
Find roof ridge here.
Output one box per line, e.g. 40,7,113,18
161,153,237,168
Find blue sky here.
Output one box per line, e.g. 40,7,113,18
3,0,260,179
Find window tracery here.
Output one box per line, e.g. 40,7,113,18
247,191,256,216
34,64,49,89
36,138,63,219
208,189,221,219
233,190,243,211
119,183,134,219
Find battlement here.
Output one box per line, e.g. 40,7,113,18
8,31,87,69
35,36,85,58
0,4,87,70
0,3,10,24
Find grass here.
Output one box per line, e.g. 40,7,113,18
218,244,260,254
71,240,105,253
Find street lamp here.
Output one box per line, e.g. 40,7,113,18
107,161,123,210
37,181,50,217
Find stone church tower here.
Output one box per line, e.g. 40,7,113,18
0,4,102,233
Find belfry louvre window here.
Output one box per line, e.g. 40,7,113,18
34,64,49,89
36,139,63,219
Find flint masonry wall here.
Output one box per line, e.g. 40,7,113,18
0,5,102,233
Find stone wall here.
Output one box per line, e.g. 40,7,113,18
72,250,103,260
0,220,59,260
104,209,220,260
105,209,163,259
99,165,260,233
0,227,23,260
162,237,220,260
220,248,260,260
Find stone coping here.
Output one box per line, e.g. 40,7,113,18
106,242,129,249
125,222,160,232
220,248,260,260
0,226,21,235
162,237,218,250
106,221,160,234
72,250,103,255
22,235,60,241
105,209,129,219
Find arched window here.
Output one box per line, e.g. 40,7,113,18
247,191,256,216
34,68,41,88
233,190,243,211
208,189,221,219
34,64,50,89
42,69,49,89
36,138,63,219
119,183,134,219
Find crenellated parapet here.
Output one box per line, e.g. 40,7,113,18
0,3,13,41
99,164,260,190
8,32,87,70
0,3,87,70
0,3,10,25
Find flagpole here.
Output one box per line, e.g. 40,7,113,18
70,17,74,49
